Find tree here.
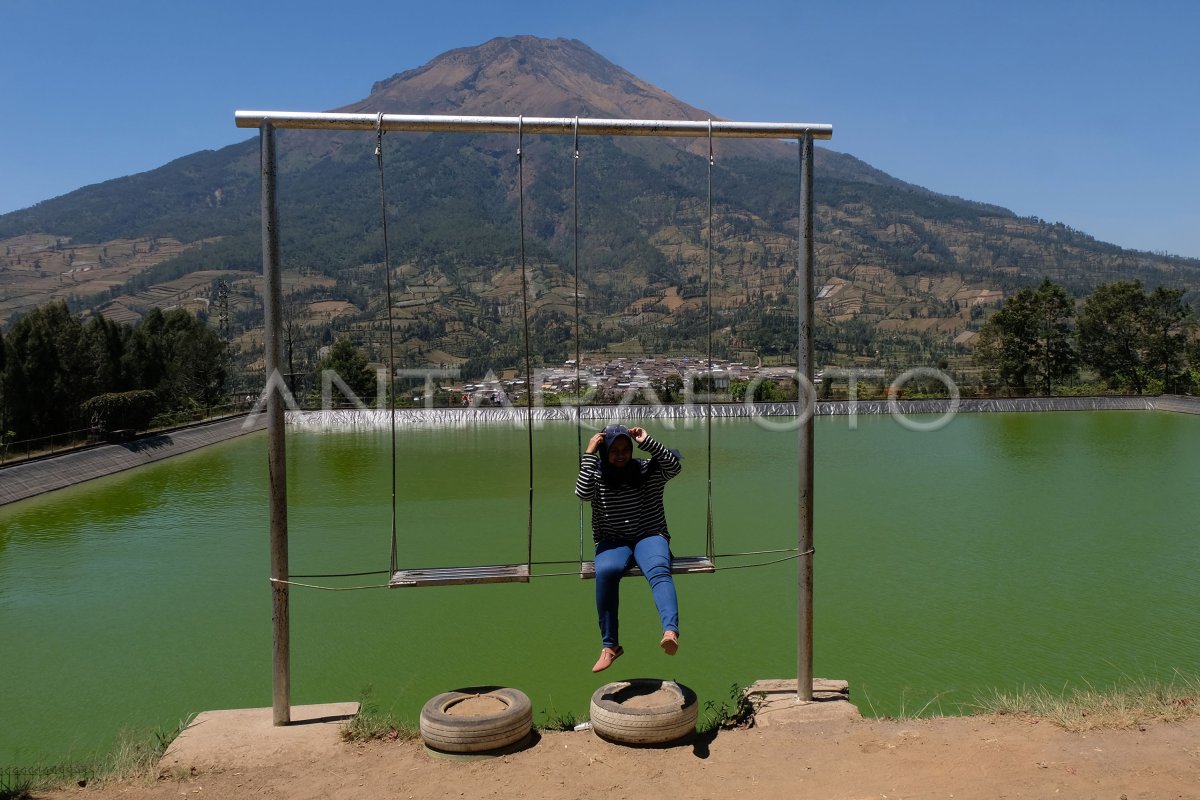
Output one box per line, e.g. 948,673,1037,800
79,314,129,399
975,294,1033,394
974,279,1076,395
316,338,375,404
653,373,684,403
1141,287,1195,393
1030,279,1078,395
1077,281,1147,392
123,308,227,412
281,296,312,397
122,308,171,399
730,376,796,402
0,301,88,437
1073,281,1194,394
0,325,7,436
1185,339,1200,392
169,315,228,410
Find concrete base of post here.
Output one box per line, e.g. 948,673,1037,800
746,679,859,727
159,702,359,773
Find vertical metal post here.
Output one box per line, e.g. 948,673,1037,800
261,122,291,725
797,132,815,701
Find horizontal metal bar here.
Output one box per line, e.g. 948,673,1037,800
234,111,832,140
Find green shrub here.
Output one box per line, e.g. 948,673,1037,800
80,390,160,431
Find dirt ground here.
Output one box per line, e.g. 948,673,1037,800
35,711,1200,800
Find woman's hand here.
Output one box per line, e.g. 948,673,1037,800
585,432,605,454
628,426,648,444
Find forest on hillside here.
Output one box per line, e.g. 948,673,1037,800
2,274,1197,451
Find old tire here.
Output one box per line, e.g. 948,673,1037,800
420,686,532,754
590,679,698,745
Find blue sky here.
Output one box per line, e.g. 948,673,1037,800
3,0,1198,258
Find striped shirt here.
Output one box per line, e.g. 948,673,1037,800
574,434,681,544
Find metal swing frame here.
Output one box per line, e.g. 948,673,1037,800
238,109,831,723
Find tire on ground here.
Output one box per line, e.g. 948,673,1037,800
419,686,533,753
589,679,698,745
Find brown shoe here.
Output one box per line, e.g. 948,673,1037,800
660,630,679,656
591,645,624,673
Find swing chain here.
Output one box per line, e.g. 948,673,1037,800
374,109,399,576
705,119,716,561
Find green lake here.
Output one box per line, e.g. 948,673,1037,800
2,410,1199,767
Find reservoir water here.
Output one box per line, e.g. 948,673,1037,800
2,410,1198,766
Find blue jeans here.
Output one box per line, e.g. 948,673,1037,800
594,534,679,648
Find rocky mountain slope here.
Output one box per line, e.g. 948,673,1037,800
2,36,1197,374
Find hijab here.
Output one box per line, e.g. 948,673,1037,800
598,424,644,487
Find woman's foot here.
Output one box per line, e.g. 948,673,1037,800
591,645,624,673
660,630,679,656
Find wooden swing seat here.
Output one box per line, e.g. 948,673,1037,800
578,555,715,580
389,563,530,588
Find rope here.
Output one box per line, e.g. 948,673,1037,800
517,115,535,570
710,550,812,572
376,112,400,576
276,549,816,591
290,545,809,579
572,117,587,569
573,118,582,457
704,120,716,562
272,578,389,592
714,547,805,558
292,569,391,578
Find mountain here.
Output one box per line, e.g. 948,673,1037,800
317,37,925,190
2,35,1198,376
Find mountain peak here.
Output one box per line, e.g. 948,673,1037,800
342,35,713,121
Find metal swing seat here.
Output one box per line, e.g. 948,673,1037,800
577,555,715,580
389,563,531,588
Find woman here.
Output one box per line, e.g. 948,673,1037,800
575,424,682,672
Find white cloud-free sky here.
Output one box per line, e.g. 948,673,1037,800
3,0,1197,257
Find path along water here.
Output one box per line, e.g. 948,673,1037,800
1,405,1198,767
0,416,266,506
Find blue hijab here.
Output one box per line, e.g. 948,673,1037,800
597,424,643,487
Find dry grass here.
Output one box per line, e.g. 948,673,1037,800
859,688,954,721
339,694,420,743
0,718,193,798
97,729,169,780
973,672,1200,731
340,711,420,743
